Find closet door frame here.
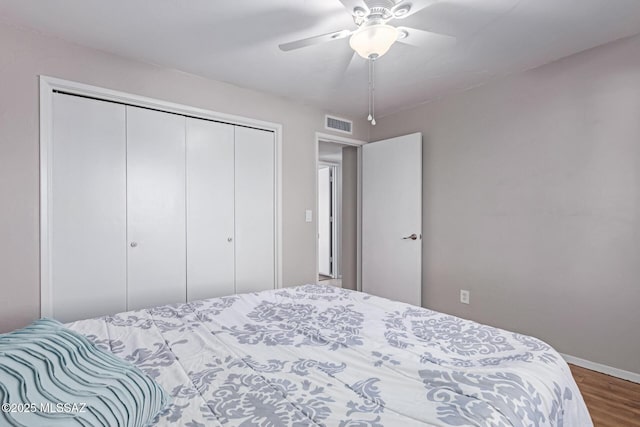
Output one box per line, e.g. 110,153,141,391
39,76,283,317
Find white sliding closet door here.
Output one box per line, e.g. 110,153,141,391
234,127,275,293
50,93,127,322
186,118,235,301
126,106,186,310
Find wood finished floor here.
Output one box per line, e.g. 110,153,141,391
318,276,342,287
570,364,640,426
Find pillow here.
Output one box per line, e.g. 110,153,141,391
0,318,168,426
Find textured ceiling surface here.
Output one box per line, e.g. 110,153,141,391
2,0,640,118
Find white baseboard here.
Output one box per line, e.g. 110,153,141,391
561,353,640,384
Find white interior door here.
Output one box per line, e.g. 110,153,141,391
186,118,235,301
362,133,422,305
50,93,127,322
318,166,332,276
126,106,186,310
234,126,275,293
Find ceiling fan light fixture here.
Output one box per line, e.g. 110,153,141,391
331,30,350,39
349,24,398,59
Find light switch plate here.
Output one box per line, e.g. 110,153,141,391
305,210,312,222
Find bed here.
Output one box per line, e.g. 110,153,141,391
62,284,592,426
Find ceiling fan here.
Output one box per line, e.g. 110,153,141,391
279,0,453,60
279,0,455,124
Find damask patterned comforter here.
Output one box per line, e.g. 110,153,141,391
67,284,592,426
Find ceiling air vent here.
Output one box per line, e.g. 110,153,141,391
325,115,353,135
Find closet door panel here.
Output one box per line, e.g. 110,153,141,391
234,127,275,293
51,93,127,322
126,106,186,310
186,118,235,301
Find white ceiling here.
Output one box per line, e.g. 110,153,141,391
2,0,640,118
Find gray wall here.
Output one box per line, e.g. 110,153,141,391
0,22,366,332
341,146,358,291
371,34,640,374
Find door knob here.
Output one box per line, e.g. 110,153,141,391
402,234,418,241
227,237,233,242
130,242,138,248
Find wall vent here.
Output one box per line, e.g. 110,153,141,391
325,115,353,135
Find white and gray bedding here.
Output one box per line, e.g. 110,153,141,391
67,284,592,426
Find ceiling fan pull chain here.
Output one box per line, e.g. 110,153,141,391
367,57,373,122
371,57,376,126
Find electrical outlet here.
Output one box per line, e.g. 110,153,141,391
460,290,470,305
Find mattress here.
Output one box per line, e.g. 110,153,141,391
67,284,593,426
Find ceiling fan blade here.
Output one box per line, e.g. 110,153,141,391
331,48,360,89
396,26,456,49
340,49,363,77
393,2,462,37
279,29,352,52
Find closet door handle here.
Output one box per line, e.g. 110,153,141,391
130,242,138,248
227,237,233,242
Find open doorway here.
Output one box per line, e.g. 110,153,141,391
318,164,336,281
317,138,360,289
